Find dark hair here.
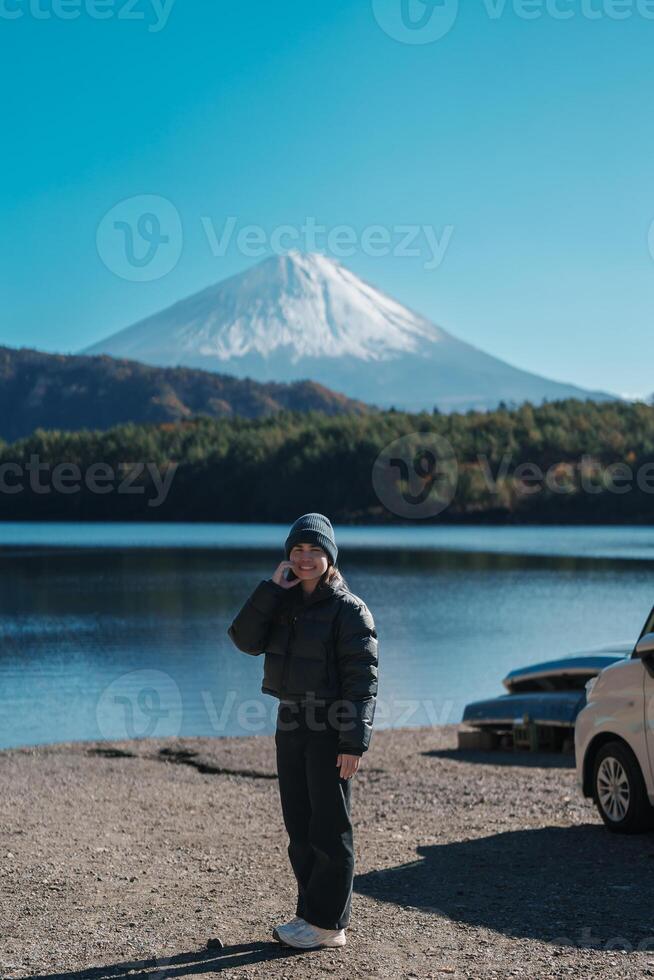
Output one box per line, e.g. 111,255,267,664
323,562,349,591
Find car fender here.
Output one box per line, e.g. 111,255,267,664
575,659,651,801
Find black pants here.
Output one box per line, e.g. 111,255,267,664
274,700,354,930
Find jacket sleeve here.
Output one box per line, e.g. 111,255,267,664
227,579,287,655
333,598,378,756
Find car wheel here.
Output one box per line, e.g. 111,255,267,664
592,740,654,834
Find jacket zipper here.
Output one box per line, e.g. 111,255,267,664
280,612,298,695
278,586,345,696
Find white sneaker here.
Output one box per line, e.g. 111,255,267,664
274,918,346,950
272,916,306,944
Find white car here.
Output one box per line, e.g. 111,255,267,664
575,607,654,833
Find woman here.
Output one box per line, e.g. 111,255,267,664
227,512,378,951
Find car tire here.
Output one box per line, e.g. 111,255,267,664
592,740,654,834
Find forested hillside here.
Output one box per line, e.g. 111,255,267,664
0,345,372,441
1,399,652,523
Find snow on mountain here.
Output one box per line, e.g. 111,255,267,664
83,251,618,412
87,251,444,362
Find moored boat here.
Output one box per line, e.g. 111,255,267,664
460,644,632,750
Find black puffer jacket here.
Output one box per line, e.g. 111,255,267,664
227,576,378,756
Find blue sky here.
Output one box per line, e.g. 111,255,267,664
2,0,652,399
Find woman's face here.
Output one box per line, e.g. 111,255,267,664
289,542,329,581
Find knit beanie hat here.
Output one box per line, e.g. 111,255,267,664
284,513,338,566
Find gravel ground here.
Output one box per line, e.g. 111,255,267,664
1,724,654,980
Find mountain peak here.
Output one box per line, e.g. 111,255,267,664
83,255,618,412
242,249,354,294
86,252,446,366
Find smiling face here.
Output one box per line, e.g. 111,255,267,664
289,541,329,582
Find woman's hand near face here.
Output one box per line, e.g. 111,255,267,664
336,753,360,780
272,560,302,589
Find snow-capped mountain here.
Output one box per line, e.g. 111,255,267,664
83,251,617,412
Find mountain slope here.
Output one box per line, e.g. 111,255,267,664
84,251,618,412
0,345,372,442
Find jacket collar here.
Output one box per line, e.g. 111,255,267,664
289,577,347,610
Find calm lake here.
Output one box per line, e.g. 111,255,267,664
1,522,653,750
